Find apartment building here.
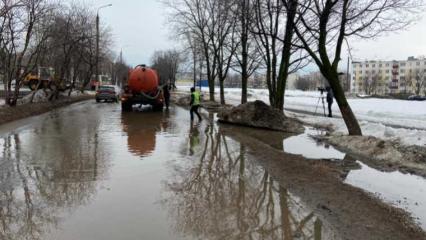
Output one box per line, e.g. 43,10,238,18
351,57,426,95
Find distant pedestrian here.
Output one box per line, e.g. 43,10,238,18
190,87,202,122
163,84,170,109
326,86,334,118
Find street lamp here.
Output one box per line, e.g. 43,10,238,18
96,4,112,86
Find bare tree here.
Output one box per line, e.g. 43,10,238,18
295,76,311,91
210,0,238,105
1,0,54,106
363,73,381,95
414,70,426,95
294,0,422,135
233,0,262,104
151,49,182,88
166,0,219,101
252,0,308,110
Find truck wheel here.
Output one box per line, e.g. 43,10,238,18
29,80,39,91
122,101,132,112
96,98,100,103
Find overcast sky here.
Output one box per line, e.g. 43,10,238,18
89,0,426,69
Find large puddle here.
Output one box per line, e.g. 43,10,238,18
345,162,426,230
0,102,425,239
283,127,345,160
0,103,340,240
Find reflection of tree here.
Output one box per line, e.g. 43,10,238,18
189,125,201,156
164,125,330,240
0,111,109,240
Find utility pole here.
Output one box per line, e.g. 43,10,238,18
345,38,353,92
96,4,112,86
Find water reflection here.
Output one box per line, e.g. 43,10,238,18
121,111,170,157
164,123,338,240
0,106,110,240
345,161,426,230
283,127,346,160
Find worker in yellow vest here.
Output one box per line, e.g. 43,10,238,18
190,87,202,122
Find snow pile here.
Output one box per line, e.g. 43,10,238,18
59,90,85,97
19,90,51,104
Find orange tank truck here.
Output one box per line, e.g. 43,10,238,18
121,65,164,111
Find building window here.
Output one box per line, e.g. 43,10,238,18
401,63,406,67
417,62,421,66
366,64,369,67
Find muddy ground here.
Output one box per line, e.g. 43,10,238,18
220,124,426,240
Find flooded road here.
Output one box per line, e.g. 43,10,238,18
0,101,425,240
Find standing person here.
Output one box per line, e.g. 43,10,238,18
163,84,171,110
190,87,202,122
326,86,334,118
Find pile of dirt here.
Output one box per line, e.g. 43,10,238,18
218,100,304,133
321,134,426,177
0,95,93,126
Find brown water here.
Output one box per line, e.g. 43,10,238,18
0,102,338,240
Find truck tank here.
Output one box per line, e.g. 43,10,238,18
128,66,159,93
121,65,164,112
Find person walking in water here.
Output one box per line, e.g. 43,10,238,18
190,87,202,122
326,86,334,118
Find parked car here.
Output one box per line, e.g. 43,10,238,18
408,95,426,101
96,85,120,103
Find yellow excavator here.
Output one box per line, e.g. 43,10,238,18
23,67,55,90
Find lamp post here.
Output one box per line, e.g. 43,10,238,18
96,4,112,86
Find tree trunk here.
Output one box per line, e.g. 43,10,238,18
220,78,225,105
273,0,298,111
241,33,249,104
326,71,362,136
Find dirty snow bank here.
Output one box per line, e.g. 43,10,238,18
317,134,426,177
288,111,426,147
18,90,86,104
